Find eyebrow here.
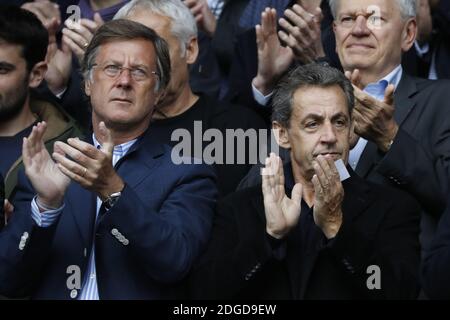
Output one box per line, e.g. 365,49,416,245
302,112,349,123
338,9,388,18
0,61,16,70
100,60,150,69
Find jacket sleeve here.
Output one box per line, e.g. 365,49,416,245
0,170,61,297
375,128,448,217
95,163,218,285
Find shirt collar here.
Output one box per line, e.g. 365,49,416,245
364,65,403,99
92,134,137,159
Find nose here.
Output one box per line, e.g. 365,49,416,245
351,15,371,37
115,68,132,88
320,121,338,145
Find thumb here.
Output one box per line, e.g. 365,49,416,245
313,7,323,24
98,121,114,154
384,84,395,106
93,12,104,26
291,183,303,206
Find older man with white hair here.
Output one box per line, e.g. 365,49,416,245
327,0,450,258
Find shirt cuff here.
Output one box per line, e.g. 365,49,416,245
252,84,273,107
31,196,64,228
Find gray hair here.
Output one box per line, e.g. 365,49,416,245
271,64,354,128
328,0,417,20
114,0,198,56
81,19,171,93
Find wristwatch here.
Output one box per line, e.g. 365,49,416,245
103,192,122,210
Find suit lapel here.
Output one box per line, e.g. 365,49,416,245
66,183,97,248
393,73,419,126
355,73,419,178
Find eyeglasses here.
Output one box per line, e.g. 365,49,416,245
91,63,158,82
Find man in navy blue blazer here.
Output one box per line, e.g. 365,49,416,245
0,19,217,300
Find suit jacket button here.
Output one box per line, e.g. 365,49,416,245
122,239,129,246
111,228,119,236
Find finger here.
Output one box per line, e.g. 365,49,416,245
260,9,270,35
98,122,114,155
275,154,285,189
190,2,203,16
292,4,316,27
67,138,100,160
384,84,395,106
345,70,352,80
62,34,85,59
268,153,276,192
57,162,88,185
53,141,92,168
52,148,89,178
291,183,303,206
262,158,271,195
313,7,324,24
324,155,340,183
93,13,105,27
255,24,264,50
269,8,277,31
351,69,362,89
313,157,330,190
353,86,377,109
312,174,323,199
62,27,89,49
183,0,197,9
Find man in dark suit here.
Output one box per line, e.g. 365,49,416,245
403,0,450,80
191,64,421,300
0,19,217,299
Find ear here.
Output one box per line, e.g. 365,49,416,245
154,89,166,107
185,36,199,65
28,61,47,89
401,18,417,52
272,121,291,149
84,78,91,97
333,21,338,53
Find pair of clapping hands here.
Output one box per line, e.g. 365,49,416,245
21,0,104,95
253,0,325,95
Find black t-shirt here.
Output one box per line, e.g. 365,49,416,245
0,125,33,178
148,94,268,196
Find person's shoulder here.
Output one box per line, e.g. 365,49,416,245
409,75,450,93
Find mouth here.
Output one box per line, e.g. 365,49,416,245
314,153,342,159
347,43,374,50
110,98,133,104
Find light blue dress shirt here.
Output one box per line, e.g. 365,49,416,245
31,134,137,300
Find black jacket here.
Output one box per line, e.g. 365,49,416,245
191,165,421,299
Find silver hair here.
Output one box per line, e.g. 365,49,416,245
114,0,198,56
328,0,417,19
